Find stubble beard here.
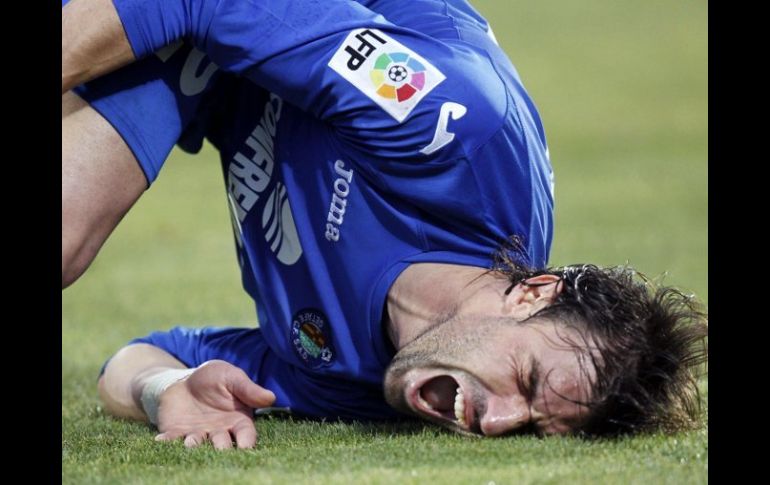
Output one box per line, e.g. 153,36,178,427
383,316,497,413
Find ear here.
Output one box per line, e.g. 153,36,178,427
505,274,563,320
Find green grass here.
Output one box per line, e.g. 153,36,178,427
62,417,708,484
63,0,707,483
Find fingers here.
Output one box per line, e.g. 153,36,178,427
154,429,213,448
183,431,207,448
232,419,258,449
209,430,234,450
155,430,184,442
155,425,255,450
228,371,276,409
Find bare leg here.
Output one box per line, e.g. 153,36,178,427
61,91,147,288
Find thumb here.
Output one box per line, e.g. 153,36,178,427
227,371,276,408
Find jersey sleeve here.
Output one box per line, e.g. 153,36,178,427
111,0,507,164
120,326,398,421
72,39,221,184
110,0,552,266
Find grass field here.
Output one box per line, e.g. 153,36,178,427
62,1,707,483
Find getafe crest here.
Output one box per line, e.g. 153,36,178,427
290,308,335,368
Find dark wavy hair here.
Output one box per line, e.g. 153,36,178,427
493,238,708,436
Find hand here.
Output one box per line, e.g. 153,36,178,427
153,360,276,449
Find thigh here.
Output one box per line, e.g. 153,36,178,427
62,91,147,287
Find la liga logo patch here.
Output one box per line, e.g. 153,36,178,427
370,52,426,102
290,308,335,369
328,28,445,123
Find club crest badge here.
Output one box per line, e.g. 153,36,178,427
290,308,335,368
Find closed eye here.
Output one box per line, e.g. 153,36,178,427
510,357,545,436
522,356,541,405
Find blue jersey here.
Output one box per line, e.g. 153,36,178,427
84,0,554,421
62,0,221,183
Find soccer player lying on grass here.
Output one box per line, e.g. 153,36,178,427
62,0,708,447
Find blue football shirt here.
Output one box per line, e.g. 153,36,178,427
81,0,554,421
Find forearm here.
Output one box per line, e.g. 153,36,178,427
97,343,187,421
62,0,136,93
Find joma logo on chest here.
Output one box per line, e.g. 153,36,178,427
325,160,354,242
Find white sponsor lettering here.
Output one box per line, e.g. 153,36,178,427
224,94,303,265
262,182,302,265
154,42,219,96
180,49,219,96
325,160,355,242
328,28,446,123
228,94,283,222
420,102,467,155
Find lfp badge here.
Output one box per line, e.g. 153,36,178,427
328,28,445,123
291,308,335,369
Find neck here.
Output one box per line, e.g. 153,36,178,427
385,263,516,350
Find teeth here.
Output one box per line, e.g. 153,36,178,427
454,386,466,427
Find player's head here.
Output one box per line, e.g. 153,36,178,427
383,243,708,437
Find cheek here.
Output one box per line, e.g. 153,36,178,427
440,326,504,364
539,375,592,424
469,349,520,393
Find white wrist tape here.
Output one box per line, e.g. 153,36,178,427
140,367,197,425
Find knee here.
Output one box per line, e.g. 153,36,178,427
61,223,96,289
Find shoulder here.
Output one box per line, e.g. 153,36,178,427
328,28,509,163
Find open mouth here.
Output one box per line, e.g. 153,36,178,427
408,374,474,432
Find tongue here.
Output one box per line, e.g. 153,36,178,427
420,376,458,412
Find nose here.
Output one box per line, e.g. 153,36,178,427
479,394,531,436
